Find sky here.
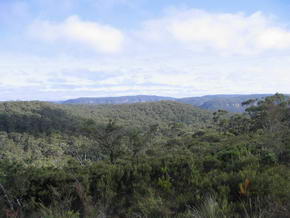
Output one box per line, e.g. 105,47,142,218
1,0,290,100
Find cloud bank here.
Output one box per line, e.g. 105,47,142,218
139,9,290,55
28,15,124,53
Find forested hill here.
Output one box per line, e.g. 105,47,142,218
0,101,84,135
0,101,212,135
62,94,272,112
67,101,213,128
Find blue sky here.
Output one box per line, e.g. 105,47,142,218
1,0,290,100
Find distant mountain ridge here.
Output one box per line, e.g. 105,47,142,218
61,94,273,112
63,95,175,105
176,94,272,112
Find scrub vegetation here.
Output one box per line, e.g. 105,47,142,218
0,94,290,217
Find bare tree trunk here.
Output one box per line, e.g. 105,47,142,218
0,183,14,210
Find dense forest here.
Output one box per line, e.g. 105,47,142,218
0,94,290,217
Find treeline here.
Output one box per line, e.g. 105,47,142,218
0,94,290,217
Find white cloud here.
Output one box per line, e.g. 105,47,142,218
2,52,290,101
3,8,290,100
28,15,124,53
138,9,290,55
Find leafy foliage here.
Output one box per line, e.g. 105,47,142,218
0,95,290,217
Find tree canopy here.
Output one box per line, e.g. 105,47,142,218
0,95,290,217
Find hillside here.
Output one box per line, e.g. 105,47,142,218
0,101,212,135
0,101,85,135
67,101,212,128
62,94,273,112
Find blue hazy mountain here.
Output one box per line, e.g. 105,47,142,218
176,94,271,112
62,95,175,105
61,94,273,112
